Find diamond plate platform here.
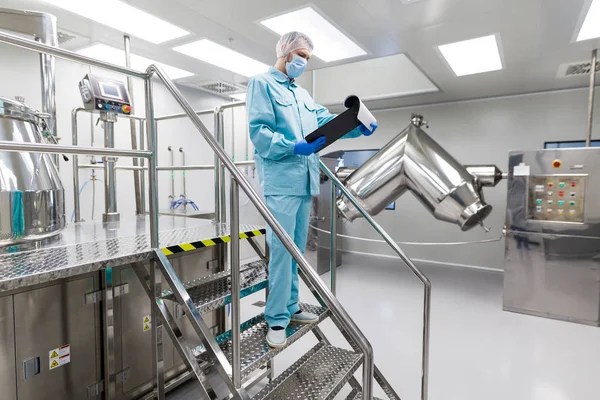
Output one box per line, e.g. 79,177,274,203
346,389,384,400
196,303,329,378
0,215,264,291
254,342,362,400
162,260,268,314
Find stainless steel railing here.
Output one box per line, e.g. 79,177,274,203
321,161,431,400
145,64,375,399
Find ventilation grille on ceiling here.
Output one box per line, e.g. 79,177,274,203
198,81,245,95
56,28,90,50
557,60,600,78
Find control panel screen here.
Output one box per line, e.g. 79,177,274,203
527,175,587,223
99,81,123,100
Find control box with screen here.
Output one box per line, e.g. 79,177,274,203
527,175,587,223
79,74,131,114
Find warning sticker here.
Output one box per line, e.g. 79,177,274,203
49,344,71,370
143,315,151,332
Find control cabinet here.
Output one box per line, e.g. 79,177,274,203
504,148,600,326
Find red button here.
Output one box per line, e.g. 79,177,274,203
122,105,131,113
548,182,553,188
559,191,564,197
571,182,576,187
552,160,562,168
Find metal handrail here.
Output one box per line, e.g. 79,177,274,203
0,31,147,78
145,64,375,399
0,140,151,158
321,160,431,400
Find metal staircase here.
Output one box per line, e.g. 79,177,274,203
132,64,409,400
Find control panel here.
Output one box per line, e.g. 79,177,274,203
527,175,587,223
79,74,131,114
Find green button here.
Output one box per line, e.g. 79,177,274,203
570,201,576,206
536,199,542,205
558,201,564,206
559,182,565,188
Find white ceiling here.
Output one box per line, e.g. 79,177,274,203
1,0,599,109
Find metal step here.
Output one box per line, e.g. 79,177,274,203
161,260,268,313
346,389,384,400
253,342,362,400
196,303,329,378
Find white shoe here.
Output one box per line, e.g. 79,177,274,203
290,311,318,324
266,328,287,348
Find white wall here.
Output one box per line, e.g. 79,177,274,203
324,88,600,270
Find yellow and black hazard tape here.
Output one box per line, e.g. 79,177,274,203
162,228,266,256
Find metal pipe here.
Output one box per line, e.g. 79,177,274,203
587,49,597,147
330,181,337,295
103,114,119,222
124,35,143,215
144,78,164,398
168,146,175,206
180,147,187,197
230,177,242,389
321,161,430,400
0,140,151,158
140,119,147,214
0,31,147,78
231,109,236,162
217,111,227,223
157,165,213,171
0,9,59,167
156,108,214,122
79,164,147,170
72,108,82,222
145,64,374,399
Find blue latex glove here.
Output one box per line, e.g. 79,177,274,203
360,122,378,136
294,136,327,156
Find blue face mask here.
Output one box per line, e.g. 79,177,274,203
286,54,307,79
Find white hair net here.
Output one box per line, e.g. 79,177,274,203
276,31,314,58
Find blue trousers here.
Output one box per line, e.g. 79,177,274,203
264,195,313,328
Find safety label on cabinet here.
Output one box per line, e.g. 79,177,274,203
49,344,71,370
143,315,151,332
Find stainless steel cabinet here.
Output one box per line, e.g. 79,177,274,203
14,275,101,400
0,295,16,400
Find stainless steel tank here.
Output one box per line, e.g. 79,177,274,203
0,97,65,245
337,114,492,231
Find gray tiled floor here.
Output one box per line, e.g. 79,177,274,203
167,252,600,399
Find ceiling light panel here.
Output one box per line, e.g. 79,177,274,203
41,0,188,44
174,40,269,78
577,0,600,41
77,43,193,80
260,7,366,62
438,34,503,77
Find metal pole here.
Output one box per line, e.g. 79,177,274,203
0,140,151,158
140,119,147,214
145,65,374,399
124,34,143,214
230,177,242,389
144,78,164,399
180,147,187,198
330,182,337,295
102,113,120,222
37,36,59,168
586,49,597,147
72,109,82,222
168,146,175,206
218,111,227,223
213,109,221,222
